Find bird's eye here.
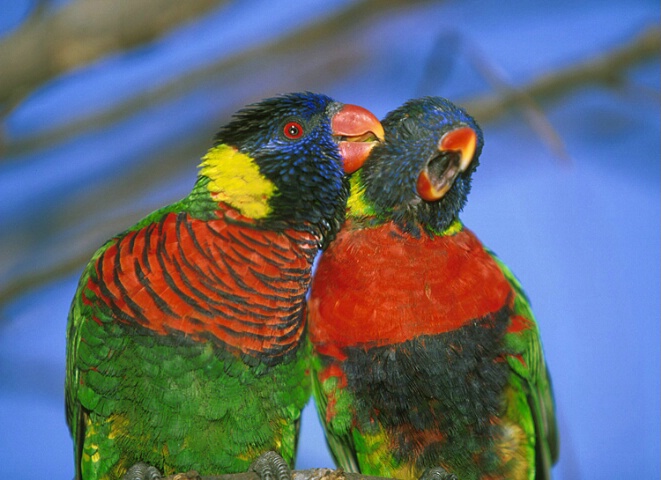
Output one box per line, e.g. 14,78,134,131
283,121,304,139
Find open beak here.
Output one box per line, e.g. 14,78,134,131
416,126,477,201
331,104,385,174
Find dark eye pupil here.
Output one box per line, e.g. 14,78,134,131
284,121,304,139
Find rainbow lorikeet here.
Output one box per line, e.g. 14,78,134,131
308,97,558,480
65,92,384,480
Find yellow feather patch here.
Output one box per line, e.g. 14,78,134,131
347,174,374,217
107,413,129,440
200,144,277,219
355,428,418,479
83,416,101,463
442,218,463,236
497,382,536,479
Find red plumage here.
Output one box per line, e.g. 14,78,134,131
85,204,317,357
308,220,513,360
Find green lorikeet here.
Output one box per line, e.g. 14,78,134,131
65,92,384,480
308,97,558,480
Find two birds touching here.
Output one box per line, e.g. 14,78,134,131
66,92,558,480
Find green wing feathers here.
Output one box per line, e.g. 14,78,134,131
310,356,360,473
65,202,313,478
489,251,559,479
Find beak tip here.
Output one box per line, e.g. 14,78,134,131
332,103,384,174
440,126,478,170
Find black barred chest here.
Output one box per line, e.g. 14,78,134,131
340,307,513,471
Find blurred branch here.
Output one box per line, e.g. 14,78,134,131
0,130,207,307
0,15,658,310
0,243,89,308
0,0,430,309
0,0,227,109
464,25,661,123
464,40,572,162
2,0,430,158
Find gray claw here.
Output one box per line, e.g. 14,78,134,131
419,466,458,480
250,451,291,480
122,462,163,480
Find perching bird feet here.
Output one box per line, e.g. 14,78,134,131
250,451,292,480
122,462,163,480
419,466,458,480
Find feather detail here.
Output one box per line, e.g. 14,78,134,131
309,222,512,357
86,203,316,360
200,145,277,219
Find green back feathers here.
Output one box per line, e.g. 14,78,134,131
76,326,311,478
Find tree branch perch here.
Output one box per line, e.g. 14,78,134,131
159,468,393,480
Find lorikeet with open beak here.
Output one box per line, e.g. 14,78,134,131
308,96,558,480
65,92,384,480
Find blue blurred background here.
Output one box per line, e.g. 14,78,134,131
0,1,658,478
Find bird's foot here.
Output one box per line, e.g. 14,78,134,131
250,451,292,480
419,466,458,480
122,462,162,480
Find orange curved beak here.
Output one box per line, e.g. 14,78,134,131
331,104,385,174
416,126,477,201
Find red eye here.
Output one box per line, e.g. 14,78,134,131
283,121,304,139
